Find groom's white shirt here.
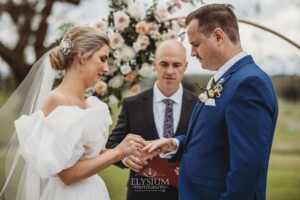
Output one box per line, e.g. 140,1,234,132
161,51,248,158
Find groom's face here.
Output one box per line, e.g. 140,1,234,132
187,19,221,71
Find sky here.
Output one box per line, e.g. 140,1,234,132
0,0,299,77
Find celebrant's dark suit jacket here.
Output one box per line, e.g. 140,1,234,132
106,88,197,200
172,55,278,200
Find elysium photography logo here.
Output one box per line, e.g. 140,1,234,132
131,167,170,192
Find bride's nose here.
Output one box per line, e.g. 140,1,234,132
103,62,109,73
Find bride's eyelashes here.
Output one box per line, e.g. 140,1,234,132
100,55,108,63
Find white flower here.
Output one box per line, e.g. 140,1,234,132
136,34,150,50
107,58,118,75
166,30,178,40
120,64,132,75
208,89,215,98
120,45,135,62
199,93,209,103
108,95,119,104
154,8,168,22
108,75,124,88
133,42,142,53
146,22,160,38
110,33,124,49
150,31,161,40
114,11,130,31
138,63,153,78
128,3,142,19
113,50,122,60
95,21,108,32
171,20,181,32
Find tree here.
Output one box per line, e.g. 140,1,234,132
0,0,80,83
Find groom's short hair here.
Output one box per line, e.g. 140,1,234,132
185,4,240,44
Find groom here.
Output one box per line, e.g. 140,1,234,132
144,4,278,200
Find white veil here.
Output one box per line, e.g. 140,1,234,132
0,52,57,200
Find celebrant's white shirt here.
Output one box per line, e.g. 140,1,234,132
162,51,248,158
153,81,183,139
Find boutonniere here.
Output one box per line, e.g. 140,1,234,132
196,78,225,103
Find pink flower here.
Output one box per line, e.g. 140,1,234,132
135,21,147,35
125,71,138,82
94,80,107,95
130,84,141,94
114,11,130,31
110,33,124,49
95,21,108,32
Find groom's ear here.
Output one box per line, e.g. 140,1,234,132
213,28,224,44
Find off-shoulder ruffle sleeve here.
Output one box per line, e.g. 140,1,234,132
15,97,112,179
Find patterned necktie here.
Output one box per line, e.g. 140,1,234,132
163,99,174,138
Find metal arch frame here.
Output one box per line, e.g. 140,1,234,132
238,19,300,50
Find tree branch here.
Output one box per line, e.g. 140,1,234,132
0,42,14,66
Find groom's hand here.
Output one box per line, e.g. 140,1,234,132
142,138,177,154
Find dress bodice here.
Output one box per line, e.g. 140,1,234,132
15,96,112,179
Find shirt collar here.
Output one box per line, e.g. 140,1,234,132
214,51,248,81
153,82,183,104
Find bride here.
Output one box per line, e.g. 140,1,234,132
0,26,146,200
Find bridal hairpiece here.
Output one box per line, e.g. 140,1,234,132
59,34,74,55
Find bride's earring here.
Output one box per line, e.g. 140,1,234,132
80,60,85,72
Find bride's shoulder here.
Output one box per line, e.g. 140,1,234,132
86,96,106,107
42,90,68,117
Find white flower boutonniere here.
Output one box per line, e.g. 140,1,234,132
196,78,225,103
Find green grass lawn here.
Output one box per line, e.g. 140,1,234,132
101,99,300,200
1,91,300,200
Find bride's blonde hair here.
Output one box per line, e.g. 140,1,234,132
49,26,110,71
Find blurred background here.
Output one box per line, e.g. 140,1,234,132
0,0,299,200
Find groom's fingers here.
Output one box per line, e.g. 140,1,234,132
141,143,152,152
147,142,162,153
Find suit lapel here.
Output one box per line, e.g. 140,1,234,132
141,90,159,139
184,55,255,146
185,102,203,143
216,55,255,84
175,89,197,136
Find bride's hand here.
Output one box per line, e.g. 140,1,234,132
114,134,147,159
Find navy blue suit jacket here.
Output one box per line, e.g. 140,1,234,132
172,55,278,200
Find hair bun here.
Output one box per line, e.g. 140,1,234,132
49,47,67,71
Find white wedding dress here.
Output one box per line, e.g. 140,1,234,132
14,96,112,200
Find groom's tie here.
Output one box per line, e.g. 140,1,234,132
163,99,174,138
